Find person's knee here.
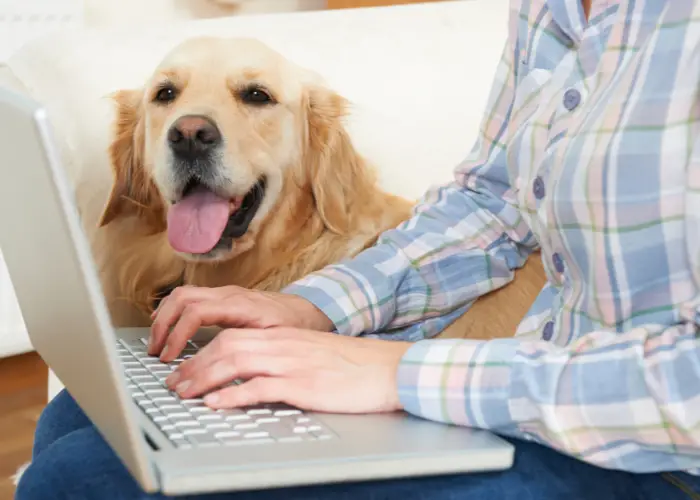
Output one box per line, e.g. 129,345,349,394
33,389,91,457
15,446,71,500
17,425,143,500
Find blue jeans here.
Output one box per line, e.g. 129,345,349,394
14,390,700,500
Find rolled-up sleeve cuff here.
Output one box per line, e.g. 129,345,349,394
396,338,518,429
282,267,382,337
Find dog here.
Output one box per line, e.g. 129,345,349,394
90,36,545,340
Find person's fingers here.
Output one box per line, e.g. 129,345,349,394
171,329,302,380
203,377,294,409
173,354,298,399
149,287,222,355
159,300,240,361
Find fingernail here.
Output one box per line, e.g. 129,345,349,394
166,371,180,387
204,393,219,406
160,345,169,359
176,380,191,394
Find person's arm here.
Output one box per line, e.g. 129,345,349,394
284,37,536,338
398,321,700,472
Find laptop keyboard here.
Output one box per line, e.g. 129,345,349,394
117,338,335,449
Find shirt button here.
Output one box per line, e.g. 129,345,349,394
563,88,581,111
542,321,554,341
533,176,545,199
552,252,565,273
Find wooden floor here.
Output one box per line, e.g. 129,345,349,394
0,352,47,499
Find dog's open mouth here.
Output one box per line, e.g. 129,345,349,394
166,177,267,255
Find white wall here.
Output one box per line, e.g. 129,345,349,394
85,0,326,26
0,254,29,357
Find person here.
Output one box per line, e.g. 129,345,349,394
15,0,700,498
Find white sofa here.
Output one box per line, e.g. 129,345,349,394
0,0,509,399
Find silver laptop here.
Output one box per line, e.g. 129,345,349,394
0,88,514,495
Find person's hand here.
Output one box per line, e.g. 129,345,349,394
149,285,334,361
164,327,412,414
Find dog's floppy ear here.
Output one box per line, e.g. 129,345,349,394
303,86,375,235
98,89,165,230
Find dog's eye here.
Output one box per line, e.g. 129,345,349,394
240,86,274,106
154,85,178,104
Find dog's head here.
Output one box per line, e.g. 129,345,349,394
99,37,367,262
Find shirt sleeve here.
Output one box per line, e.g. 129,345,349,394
397,318,700,473
283,35,537,338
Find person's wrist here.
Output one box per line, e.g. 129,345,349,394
286,294,334,332
381,341,412,412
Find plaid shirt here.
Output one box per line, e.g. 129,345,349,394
285,0,700,473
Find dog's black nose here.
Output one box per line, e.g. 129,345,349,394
168,115,221,159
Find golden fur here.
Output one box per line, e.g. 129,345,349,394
95,36,545,340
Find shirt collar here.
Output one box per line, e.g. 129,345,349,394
546,0,588,45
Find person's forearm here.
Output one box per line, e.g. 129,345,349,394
397,323,700,473
284,181,536,336
284,36,536,338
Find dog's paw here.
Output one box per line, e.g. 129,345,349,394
12,461,31,485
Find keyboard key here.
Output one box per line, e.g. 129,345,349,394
174,421,201,429
256,417,280,424
182,398,205,406
246,409,272,416
183,428,207,436
149,367,172,374
205,423,230,430
144,389,169,396
125,368,148,375
243,432,270,439
224,414,250,422
214,431,241,439
123,339,146,348
139,381,162,388
233,422,258,430
140,357,162,365
158,404,183,411
196,414,223,422
161,407,197,422
274,410,301,417
152,396,177,404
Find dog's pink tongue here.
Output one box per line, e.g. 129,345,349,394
167,186,230,254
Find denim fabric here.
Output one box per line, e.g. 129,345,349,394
14,390,700,500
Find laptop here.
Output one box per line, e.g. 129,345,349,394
0,88,514,495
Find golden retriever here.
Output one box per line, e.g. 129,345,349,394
94,36,545,340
